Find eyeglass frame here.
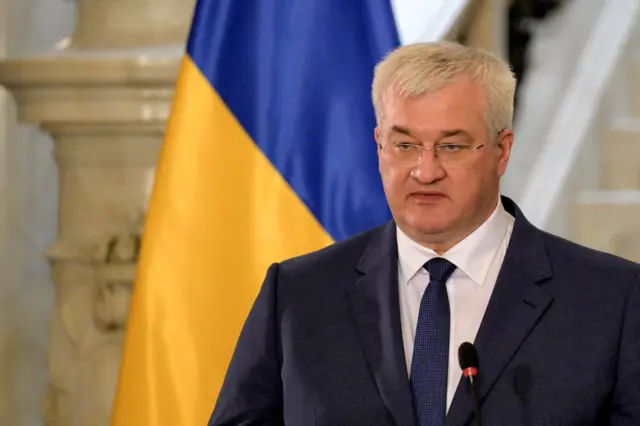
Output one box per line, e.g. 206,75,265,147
377,128,506,168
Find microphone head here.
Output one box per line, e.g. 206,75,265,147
458,341,479,370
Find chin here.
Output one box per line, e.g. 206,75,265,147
404,215,451,237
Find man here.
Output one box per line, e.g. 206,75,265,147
209,42,640,425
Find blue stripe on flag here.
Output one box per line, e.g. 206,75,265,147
186,0,399,241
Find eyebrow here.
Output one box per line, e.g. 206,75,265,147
389,125,415,137
388,126,471,139
439,129,470,138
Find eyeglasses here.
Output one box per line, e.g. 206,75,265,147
378,141,487,168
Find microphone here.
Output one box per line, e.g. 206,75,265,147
458,342,482,426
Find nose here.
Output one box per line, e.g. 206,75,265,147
411,149,446,184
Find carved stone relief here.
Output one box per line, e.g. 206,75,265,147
41,211,142,426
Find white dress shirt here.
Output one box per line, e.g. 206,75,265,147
397,199,514,411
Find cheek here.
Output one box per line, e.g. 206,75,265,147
446,168,483,201
379,163,409,196
379,161,394,186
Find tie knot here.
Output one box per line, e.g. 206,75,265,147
424,258,456,283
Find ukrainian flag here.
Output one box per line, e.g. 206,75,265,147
110,1,399,424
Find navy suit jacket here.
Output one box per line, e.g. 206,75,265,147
209,197,640,425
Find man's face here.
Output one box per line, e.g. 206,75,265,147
375,77,513,251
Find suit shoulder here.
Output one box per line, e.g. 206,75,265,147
541,230,640,275
277,223,387,276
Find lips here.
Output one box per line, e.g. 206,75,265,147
409,191,447,202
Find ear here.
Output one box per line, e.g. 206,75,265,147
374,127,381,156
496,129,514,177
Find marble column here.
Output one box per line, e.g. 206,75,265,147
0,0,193,425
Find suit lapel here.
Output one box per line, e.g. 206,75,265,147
347,222,417,426
447,197,554,426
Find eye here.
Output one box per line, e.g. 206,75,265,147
394,142,418,152
438,143,467,152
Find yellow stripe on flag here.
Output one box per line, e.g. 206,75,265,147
110,56,333,426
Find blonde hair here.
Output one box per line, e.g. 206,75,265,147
372,41,516,135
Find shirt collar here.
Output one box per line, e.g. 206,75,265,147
396,199,514,286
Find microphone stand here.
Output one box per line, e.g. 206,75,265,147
468,375,482,426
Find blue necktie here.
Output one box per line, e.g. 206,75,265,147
411,258,457,426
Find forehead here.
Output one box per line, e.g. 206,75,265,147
380,77,486,135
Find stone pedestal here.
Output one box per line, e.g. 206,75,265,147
72,0,193,49
0,0,191,424
0,54,180,426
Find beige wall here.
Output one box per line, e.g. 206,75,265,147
0,0,189,424
0,0,74,425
